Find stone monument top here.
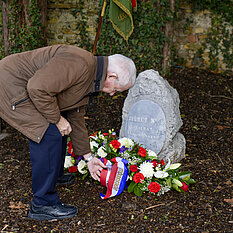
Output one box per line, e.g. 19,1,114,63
120,69,185,163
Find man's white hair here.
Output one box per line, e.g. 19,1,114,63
108,54,136,88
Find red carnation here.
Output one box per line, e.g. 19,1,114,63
180,182,189,192
103,133,109,136
148,182,161,193
109,140,121,149
130,165,138,173
138,147,147,157
69,166,77,173
160,159,165,166
133,172,145,183
152,159,159,168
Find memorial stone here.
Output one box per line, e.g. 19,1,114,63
120,69,186,163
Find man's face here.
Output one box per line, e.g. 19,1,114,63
102,72,125,96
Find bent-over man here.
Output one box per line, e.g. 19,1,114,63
0,44,136,220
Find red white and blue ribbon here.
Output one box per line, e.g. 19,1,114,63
100,157,128,199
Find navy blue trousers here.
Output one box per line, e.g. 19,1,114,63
29,124,67,206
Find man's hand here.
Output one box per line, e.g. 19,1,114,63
56,116,72,136
83,153,107,182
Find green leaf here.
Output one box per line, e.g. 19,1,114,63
187,178,196,184
133,185,143,197
179,188,187,193
179,172,191,181
166,177,172,187
172,183,181,192
178,171,191,177
82,173,89,180
128,181,137,193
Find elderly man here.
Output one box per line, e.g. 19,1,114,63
0,44,136,220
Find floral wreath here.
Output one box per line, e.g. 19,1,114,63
64,130,195,198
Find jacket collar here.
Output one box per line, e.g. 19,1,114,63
94,56,108,92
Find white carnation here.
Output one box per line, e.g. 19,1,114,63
64,156,74,168
148,149,157,158
77,160,87,174
118,137,134,149
139,161,154,178
90,141,99,152
97,146,107,158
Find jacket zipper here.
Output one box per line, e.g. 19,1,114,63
12,96,30,110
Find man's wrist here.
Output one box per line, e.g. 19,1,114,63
84,154,94,163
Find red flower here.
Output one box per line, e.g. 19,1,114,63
148,182,161,193
130,165,138,173
109,140,121,149
103,133,109,136
160,159,165,166
69,166,77,173
138,147,147,157
152,159,159,168
133,173,145,183
180,182,189,192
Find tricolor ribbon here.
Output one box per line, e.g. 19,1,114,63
100,157,128,199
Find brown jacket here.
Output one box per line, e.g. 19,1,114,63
0,44,108,155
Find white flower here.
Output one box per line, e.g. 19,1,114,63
77,160,87,174
148,150,157,158
90,141,99,152
172,178,183,187
168,163,181,170
118,137,134,149
164,159,171,170
64,156,74,168
139,161,154,178
103,139,107,145
97,146,107,158
154,170,169,178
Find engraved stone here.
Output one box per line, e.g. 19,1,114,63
125,100,166,154
120,69,186,163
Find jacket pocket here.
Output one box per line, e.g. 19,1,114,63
10,90,30,111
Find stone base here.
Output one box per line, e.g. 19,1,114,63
158,132,186,164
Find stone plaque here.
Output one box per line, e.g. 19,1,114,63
125,100,166,154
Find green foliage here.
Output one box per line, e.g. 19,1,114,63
187,0,233,24
187,0,233,72
72,0,92,51
201,16,232,72
7,0,45,54
95,0,176,73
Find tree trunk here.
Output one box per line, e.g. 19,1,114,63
1,0,47,56
1,0,9,56
162,0,175,70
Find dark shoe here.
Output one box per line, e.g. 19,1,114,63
28,200,77,220
56,174,75,185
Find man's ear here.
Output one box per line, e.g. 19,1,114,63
107,72,118,80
